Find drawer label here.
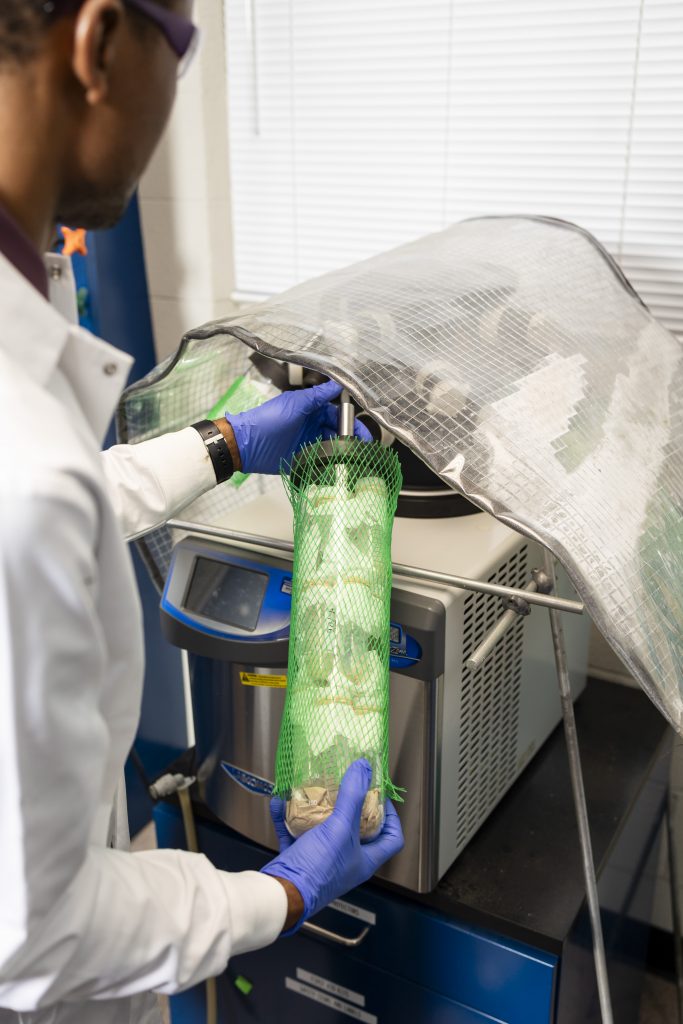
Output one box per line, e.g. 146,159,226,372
296,968,365,1007
286,978,377,1023
240,672,287,688
329,897,377,926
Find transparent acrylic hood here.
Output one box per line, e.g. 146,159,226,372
119,216,683,732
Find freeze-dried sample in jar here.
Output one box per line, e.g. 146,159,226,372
286,785,385,842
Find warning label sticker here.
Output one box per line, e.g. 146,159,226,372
239,672,287,688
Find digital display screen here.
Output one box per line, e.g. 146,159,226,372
183,558,269,632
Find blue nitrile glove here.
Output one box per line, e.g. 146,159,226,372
225,381,372,475
261,760,404,932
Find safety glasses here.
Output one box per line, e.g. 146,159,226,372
125,0,199,77
43,0,200,78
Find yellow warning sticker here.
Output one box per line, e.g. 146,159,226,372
240,672,287,688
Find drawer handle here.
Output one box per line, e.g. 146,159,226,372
301,921,370,947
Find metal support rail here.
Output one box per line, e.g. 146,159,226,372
542,550,613,1024
166,519,584,615
467,579,537,670
666,791,683,1024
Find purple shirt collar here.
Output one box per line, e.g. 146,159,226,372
0,203,48,298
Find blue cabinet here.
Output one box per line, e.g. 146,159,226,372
172,942,521,1024
155,803,557,1024
153,681,669,1024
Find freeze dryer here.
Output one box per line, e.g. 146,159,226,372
160,487,589,893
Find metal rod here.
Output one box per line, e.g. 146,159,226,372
666,790,683,1024
338,390,355,437
169,519,295,553
542,550,613,1024
467,581,537,670
167,519,585,615
392,562,581,613
178,785,218,1024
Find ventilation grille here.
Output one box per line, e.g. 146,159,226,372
456,545,527,851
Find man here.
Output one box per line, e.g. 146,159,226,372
0,2,404,1022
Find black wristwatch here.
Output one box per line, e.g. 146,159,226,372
191,419,235,485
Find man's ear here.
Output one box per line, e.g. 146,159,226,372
72,0,125,105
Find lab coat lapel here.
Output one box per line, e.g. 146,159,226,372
0,251,68,384
59,330,133,446
46,253,135,446
0,250,135,446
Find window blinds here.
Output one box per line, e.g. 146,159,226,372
224,0,683,338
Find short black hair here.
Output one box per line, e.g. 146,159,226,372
0,0,172,67
0,3,46,64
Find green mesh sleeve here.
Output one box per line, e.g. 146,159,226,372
275,437,403,841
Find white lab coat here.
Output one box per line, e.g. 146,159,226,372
0,253,286,1024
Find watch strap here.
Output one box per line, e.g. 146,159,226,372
191,419,235,485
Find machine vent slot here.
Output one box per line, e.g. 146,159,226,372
456,545,527,851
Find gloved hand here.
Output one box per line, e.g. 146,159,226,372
225,380,372,475
261,760,404,932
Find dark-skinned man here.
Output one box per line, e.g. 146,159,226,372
0,4,403,1023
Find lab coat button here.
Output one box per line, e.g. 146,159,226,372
103,362,118,376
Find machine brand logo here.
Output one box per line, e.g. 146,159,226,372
220,762,275,796
388,622,422,669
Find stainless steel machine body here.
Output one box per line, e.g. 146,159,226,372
161,493,589,892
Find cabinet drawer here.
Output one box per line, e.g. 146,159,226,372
171,935,517,1024
311,887,556,1024
156,804,556,1024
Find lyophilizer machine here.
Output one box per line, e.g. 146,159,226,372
161,489,589,893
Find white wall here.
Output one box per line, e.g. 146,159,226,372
137,0,681,945
138,0,240,363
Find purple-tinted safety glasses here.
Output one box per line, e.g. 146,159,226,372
43,0,200,78
125,0,199,77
